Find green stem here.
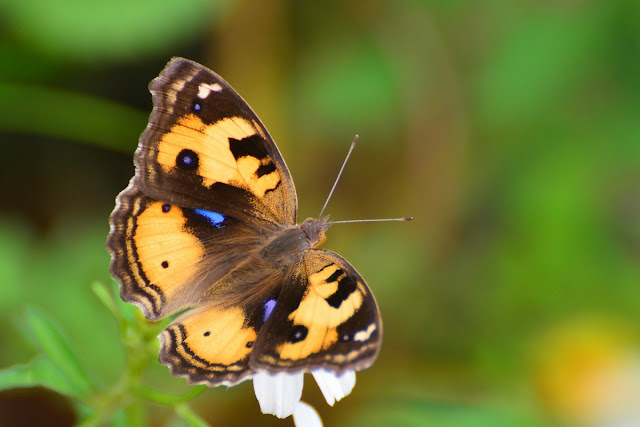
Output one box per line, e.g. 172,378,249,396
175,403,210,427
133,385,208,405
79,376,130,427
82,286,208,425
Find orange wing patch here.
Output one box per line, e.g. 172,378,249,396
278,263,364,360
293,264,364,327
132,200,205,308
159,305,257,386
156,114,280,198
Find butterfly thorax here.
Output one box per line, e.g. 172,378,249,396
259,217,329,267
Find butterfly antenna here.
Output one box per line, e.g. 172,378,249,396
318,134,359,218
329,216,413,225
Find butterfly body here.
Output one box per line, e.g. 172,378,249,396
107,58,381,387
263,217,329,260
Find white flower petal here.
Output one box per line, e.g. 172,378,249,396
253,371,304,418
312,369,356,406
293,401,323,427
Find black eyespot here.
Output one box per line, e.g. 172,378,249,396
193,101,202,112
162,204,171,213
161,261,169,269
203,331,210,337
289,325,308,343
246,341,254,348
176,149,199,171
340,334,350,342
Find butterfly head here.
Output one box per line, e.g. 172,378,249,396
300,216,330,248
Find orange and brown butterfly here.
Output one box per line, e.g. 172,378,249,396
106,58,390,393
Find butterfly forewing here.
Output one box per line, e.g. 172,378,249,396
137,57,297,225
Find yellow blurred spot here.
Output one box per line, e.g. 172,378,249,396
530,317,640,425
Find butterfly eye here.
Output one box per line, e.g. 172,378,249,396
289,325,308,343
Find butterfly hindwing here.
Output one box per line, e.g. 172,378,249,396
157,247,381,385
159,304,257,386
251,249,382,373
107,179,270,319
158,258,285,386
137,57,297,224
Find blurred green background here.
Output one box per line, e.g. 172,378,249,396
1,0,639,425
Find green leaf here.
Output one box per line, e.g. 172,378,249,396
23,307,95,398
0,83,147,152
0,356,81,398
0,217,31,316
1,0,231,62
91,282,123,326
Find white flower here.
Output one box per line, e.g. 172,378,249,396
293,401,323,427
312,369,356,406
253,371,303,418
253,369,357,426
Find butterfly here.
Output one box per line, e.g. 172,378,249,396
107,57,383,386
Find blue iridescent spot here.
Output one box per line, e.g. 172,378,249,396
193,102,201,111
263,298,276,323
194,209,225,228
